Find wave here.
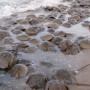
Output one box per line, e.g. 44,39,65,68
0,0,61,18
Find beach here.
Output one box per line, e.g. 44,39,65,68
0,0,90,90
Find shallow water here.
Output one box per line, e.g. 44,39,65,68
0,11,90,90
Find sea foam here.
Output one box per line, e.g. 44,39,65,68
0,0,61,18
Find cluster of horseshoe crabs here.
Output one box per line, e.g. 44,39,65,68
0,0,90,90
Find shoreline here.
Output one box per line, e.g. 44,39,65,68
0,0,90,90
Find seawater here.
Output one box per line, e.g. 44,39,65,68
0,0,61,18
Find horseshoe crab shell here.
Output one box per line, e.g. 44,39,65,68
0,51,17,69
